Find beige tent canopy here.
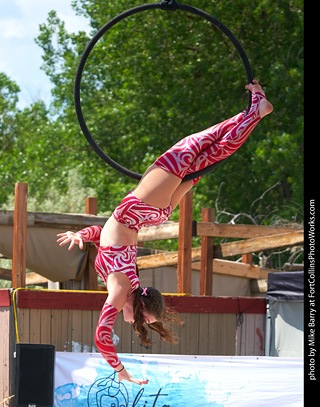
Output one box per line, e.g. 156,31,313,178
0,210,104,282
0,209,179,283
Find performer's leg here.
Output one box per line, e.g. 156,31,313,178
135,82,272,207
153,110,247,179
184,91,265,180
133,110,246,208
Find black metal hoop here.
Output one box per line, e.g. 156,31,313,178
74,1,254,182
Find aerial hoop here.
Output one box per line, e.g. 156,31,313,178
74,0,254,182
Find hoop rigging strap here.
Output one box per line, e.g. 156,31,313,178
160,0,178,10
74,1,254,182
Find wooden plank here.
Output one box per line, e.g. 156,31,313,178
82,310,93,352
138,231,303,270
244,314,255,356
212,259,272,279
132,330,151,355
19,308,30,343
112,310,122,354
179,313,199,355
198,313,209,355
138,222,179,242
0,308,10,404
178,313,189,355
209,314,236,356
1,208,303,245
62,309,72,352
29,309,41,343
26,272,48,285
283,262,304,271
40,309,51,344
85,197,97,216
213,230,304,258
188,313,200,354
12,183,28,288
91,310,101,353
84,198,98,291
150,327,161,355
193,259,278,279
169,296,266,314
254,314,266,355
17,290,108,310
0,289,11,306
208,314,219,354
200,208,214,296
250,279,268,294
0,209,179,242
158,320,179,355
71,310,82,352
0,210,106,229
236,314,265,356
197,222,303,238
242,253,253,265
51,309,62,350
0,268,12,281
84,246,98,290
223,314,237,355
17,290,266,314
0,270,48,285
121,316,133,353
177,191,193,294
137,247,201,269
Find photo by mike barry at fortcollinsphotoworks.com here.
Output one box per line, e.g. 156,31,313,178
306,199,316,383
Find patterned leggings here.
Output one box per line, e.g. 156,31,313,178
154,91,265,185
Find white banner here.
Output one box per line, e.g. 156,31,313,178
54,353,303,407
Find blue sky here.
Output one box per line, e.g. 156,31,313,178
0,0,90,108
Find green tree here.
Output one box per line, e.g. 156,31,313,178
1,0,303,223
0,72,20,203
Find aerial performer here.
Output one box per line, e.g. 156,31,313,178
57,80,273,385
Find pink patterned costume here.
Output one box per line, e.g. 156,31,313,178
78,90,265,371
154,91,265,184
113,190,173,232
77,225,139,369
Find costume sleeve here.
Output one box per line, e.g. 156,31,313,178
95,302,122,370
77,225,102,249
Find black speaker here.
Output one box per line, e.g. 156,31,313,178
15,344,55,407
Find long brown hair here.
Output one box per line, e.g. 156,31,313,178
132,286,181,346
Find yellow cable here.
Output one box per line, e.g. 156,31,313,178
12,287,189,343
12,288,23,343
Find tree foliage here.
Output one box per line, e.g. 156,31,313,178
0,0,303,222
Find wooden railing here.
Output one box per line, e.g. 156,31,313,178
0,183,304,294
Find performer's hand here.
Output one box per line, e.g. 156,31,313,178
57,231,84,250
118,367,149,385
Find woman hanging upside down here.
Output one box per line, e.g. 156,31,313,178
57,80,273,385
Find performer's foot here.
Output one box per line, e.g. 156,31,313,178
245,80,273,118
259,98,273,118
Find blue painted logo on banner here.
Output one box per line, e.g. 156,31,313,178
54,357,228,406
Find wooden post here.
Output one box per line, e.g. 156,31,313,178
177,191,193,294
85,197,97,216
84,197,98,291
242,253,253,265
200,208,215,296
12,183,28,288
